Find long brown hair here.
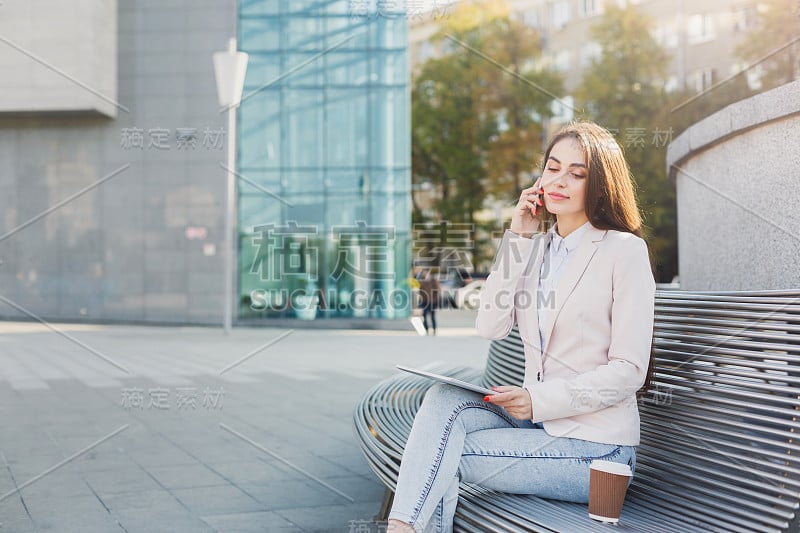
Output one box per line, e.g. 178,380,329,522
537,121,643,238
537,121,655,399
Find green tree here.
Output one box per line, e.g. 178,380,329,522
575,4,677,282
411,47,491,226
478,17,563,200
411,31,494,269
411,2,562,270
736,0,800,88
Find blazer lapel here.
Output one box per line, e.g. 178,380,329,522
541,225,607,357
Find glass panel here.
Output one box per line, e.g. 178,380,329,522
240,0,279,16
286,16,325,50
324,169,366,195
240,18,281,50
284,89,323,167
237,169,285,211
284,53,324,86
325,88,368,168
241,54,282,88
325,51,369,86
283,0,324,15
282,169,324,195
333,18,372,51
325,191,367,226
375,14,406,49
239,91,281,169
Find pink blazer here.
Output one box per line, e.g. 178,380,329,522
476,225,656,446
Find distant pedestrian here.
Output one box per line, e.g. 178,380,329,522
417,268,440,336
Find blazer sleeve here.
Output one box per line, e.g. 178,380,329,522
475,230,538,340
526,237,656,421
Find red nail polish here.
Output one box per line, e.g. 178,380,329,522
483,396,490,402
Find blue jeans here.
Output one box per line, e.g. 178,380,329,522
388,383,637,533
421,301,436,334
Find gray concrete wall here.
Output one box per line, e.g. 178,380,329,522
0,0,118,117
666,80,800,290
0,0,236,324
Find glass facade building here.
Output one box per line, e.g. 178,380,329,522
237,0,411,320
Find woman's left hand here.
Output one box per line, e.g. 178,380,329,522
484,386,533,420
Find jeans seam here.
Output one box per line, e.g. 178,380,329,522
461,445,626,464
409,400,518,525
460,451,611,459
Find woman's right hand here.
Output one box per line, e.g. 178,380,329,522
509,177,544,237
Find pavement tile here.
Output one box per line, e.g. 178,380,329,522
114,507,216,533
20,495,117,532
269,453,362,480
311,475,386,504
315,451,382,479
102,488,183,511
200,510,302,532
237,479,346,511
123,444,200,467
171,484,265,515
0,497,37,532
275,501,389,533
146,462,229,489
8,472,90,501
1,454,75,480
71,449,133,473
84,465,163,495
204,459,302,485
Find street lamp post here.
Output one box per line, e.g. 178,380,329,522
213,38,248,335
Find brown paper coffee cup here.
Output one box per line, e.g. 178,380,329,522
588,459,632,523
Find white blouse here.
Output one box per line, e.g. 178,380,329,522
537,220,592,353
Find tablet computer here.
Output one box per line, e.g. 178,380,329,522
396,365,497,396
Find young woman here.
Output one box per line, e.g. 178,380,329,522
387,121,656,532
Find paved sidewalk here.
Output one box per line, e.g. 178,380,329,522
0,310,487,532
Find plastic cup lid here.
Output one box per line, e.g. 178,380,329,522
590,459,632,476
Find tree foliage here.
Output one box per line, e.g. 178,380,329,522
736,0,800,87
411,2,562,269
575,4,677,282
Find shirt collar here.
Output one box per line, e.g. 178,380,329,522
550,220,592,256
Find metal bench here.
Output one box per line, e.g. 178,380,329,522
353,290,800,532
